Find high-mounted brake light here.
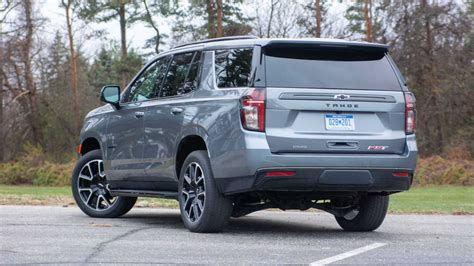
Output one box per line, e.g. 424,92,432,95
240,88,266,132
404,92,416,135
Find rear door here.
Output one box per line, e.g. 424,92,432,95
263,43,406,154
142,51,201,189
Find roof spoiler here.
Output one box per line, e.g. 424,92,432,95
263,40,389,53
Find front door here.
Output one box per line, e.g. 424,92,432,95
105,59,166,189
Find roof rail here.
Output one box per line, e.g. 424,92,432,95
173,35,259,49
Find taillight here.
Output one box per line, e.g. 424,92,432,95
404,92,416,135
392,171,410,178
240,88,265,132
265,171,296,177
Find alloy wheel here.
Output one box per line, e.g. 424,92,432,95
181,162,206,222
76,159,117,211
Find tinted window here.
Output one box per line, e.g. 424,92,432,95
125,57,170,102
152,57,171,97
181,51,202,94
215,48,252,88
265,47,401,91
160,52,194,97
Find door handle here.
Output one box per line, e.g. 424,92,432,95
171,107,184,115
134,111,145,118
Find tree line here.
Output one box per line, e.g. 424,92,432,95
0,0,472,162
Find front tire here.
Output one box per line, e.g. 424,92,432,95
178,151,233,233
72,150,137,218
335,195,389,232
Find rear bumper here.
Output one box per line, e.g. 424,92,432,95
211,132,417,194
215,167,413,194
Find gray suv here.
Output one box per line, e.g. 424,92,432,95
72,37,417,233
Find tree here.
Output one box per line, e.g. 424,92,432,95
2,0,43,146
216,0,223,37
363,0,372,42
315,0,322,37
345,0,389,42
79,0,142,89
61,0,81,133
253,0,303,38
206,0,215,38
88,46,144,91
0,1,18,161
387,0,473,155
141,0,176,54
171,0,251,44
298,0,330,38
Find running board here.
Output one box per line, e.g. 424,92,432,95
109,189,178,199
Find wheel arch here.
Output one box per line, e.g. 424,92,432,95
79,137,102,156
175,135,208,179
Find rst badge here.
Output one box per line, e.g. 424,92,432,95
368,145,389,151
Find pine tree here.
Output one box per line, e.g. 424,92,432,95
171,0,251,45
78,0,142,89
345,0,389,43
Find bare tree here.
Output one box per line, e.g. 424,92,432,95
206,0,215,38
61,0,80,133
216,0,223,37
267,0,278,37
143,0,161,53
253,0,302,38
315,0,321,37
364,0,373,42
2,0,43,145
0,1,16,161
118,1,128,89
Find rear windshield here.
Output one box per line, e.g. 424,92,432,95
264,47,401,91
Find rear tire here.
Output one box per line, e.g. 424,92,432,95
335,195,389,232
178,151,233,233
72,150,137,218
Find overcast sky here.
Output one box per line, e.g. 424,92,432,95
37,0,347,60
39,0,165,58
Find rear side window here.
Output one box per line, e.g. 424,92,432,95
181,51,202,94
161,52,195,97
215,48,252,88
264,47,401,91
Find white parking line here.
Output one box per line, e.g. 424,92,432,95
310,242,387,265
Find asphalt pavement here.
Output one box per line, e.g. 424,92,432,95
1,205,473,265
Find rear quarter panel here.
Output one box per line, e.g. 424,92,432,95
180,50,250,180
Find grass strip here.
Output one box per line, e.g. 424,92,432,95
0,185,472,214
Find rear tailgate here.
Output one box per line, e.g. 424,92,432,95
263,41,406,155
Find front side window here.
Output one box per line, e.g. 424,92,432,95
160,52,195,97
215,48,252,88
125,56,170,102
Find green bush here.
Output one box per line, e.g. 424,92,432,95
0,145,74,186
414,156,473,186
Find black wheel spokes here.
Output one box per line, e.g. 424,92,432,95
182,162,206,222
77,159,116,211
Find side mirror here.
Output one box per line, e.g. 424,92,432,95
100,85,121,109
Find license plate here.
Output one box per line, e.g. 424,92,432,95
325,114,355,131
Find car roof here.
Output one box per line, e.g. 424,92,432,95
153,36,389,61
